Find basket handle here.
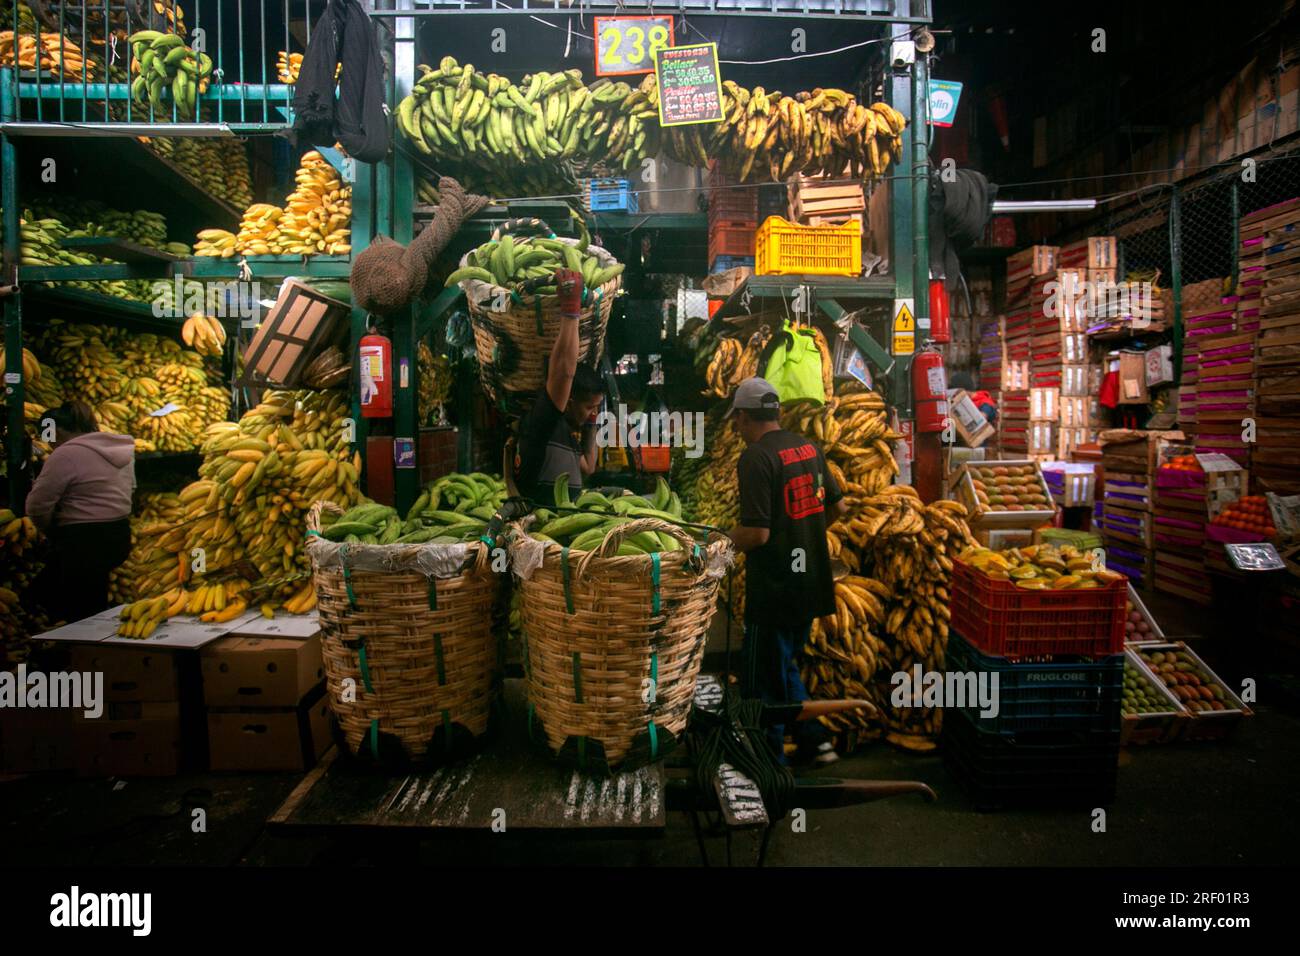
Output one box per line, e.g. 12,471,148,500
574,517,700,578
491,217,555,242
306,499,345,536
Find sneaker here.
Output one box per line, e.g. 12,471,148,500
811,743,842,764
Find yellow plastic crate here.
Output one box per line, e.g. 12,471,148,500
755,215,862,277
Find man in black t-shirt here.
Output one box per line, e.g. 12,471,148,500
513,269,605,504
727,376,848,766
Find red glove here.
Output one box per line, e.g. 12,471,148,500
555,268,583,317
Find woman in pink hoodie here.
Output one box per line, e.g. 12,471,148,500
25,401,136,622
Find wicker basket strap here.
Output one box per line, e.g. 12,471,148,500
357,640,375,693
647,651,660,759
571,652,584,703
433,633,447,684
650,552,662,614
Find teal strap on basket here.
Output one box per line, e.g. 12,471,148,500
305,529,322,538
479,534,494,547
648,721,659,760
340,545,358,609
650,649,659,697
561,546,574,614
509,289,523,306
572,651,584,703
368,718,379,757
534,296,544,335
442,710,453,753
358,639,375,693
428,577,438,610
433,633,447,685
650,552,662,615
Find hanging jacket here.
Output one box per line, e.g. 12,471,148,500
293,0,389,163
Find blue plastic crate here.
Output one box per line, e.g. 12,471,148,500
942,708,1120,810
708,255,755,274
587,178,638,213
945,631,1124,738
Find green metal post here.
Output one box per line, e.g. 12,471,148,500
886,8,920,416
1170,187,1183,389
390,0,419,513
3,67,26,509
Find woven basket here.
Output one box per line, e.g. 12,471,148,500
510,517,733,772
306,502,502,765
457,221,621,415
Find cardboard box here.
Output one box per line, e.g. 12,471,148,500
68,645,179,703
1118,351,1151,404
0,708,75,772
949,390,995,448
206,694,332,772
74,715,182,777
201,635,324,709
1144,344,1174,387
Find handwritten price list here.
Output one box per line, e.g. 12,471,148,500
655,43,723,127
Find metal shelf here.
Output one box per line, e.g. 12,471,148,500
61,237,183,264
20,284,173,327
369,0,930,22
178,256,353,280
713,274,896,321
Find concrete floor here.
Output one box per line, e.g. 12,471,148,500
3,589,1298,866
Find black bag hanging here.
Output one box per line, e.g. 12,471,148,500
293,0,389,163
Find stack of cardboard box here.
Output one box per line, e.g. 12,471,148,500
201,632,331,772
1248,197,1300,496
1005,245,1058,302
70,645,185,777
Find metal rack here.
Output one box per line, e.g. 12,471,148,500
3,0,932,512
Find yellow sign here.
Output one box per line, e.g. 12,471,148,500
893,300,915,332
893,334,916,354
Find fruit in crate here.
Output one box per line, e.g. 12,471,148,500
1124,599,1155,639
1135,647,1232,713
1122,659,1175,716
959,543,1125,589
1160,454,1201,472
965,463,1051,511
1210,495,1275,537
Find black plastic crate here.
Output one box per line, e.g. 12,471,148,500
942,708,1119,810
945,631,1124,737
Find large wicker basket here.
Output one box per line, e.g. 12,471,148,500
509,518,733,772
456,221,621,416
305,502,502,766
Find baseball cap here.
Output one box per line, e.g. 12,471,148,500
727,376,781,416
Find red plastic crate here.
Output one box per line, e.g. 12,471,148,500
950,560,1127,659
708,222,756,260
634,445,672,473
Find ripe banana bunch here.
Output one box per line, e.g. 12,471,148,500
1,508,39,554
418,341,452,423
235,203,285,256
277,50,338,85
0,29,94,80
128,30,213,119
1,506,50,665
303,347,349,390
395,57,660,180
663,77,907,183
278,150,352,255
0,346,41,384
783,387,899,498
703,327,772,399
133,405,198,452
194,228,238,257
109,493,185,604
182,314,227,357
802,575,891,736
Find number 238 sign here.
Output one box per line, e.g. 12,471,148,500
595,16,674,76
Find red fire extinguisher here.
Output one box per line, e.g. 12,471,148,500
929,278,951,344
912,346,948,433
359,329,392,418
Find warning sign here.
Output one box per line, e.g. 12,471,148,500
893,299,915,354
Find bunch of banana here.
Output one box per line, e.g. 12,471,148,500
523,476,693,553
802,574,891,704
302,347,350,390
782,386,899,498
0,507,38,555
416,174,441,205
128,30,212,118
703,327,771,399
147,137,253,208
446,231,623,294
317,474,501,546
132,405,198,452
277,150,352,255
0,345,41,384
189,386,232,430
958,543,1125,589
26,363,63,409
234,203,285,255
276,50,338,85
181,314,227,357
0,501,53,664
108,492,185,604
417,341,452,424
661,77,907,184
0,29,94,80
395,57,660,177
193,228,238,257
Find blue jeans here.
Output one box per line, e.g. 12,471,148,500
740,619,828,761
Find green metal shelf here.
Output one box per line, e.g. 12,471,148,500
178,255,353,280
713,274,896,321
20,283,167,325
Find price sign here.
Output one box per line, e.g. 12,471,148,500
595,16,674,77
654,43,724,127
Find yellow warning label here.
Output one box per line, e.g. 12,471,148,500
893,333,916,355
894,300,915,333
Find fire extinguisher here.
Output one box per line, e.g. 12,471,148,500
929,278,951,344
359,328,392,418
912,346,948,434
